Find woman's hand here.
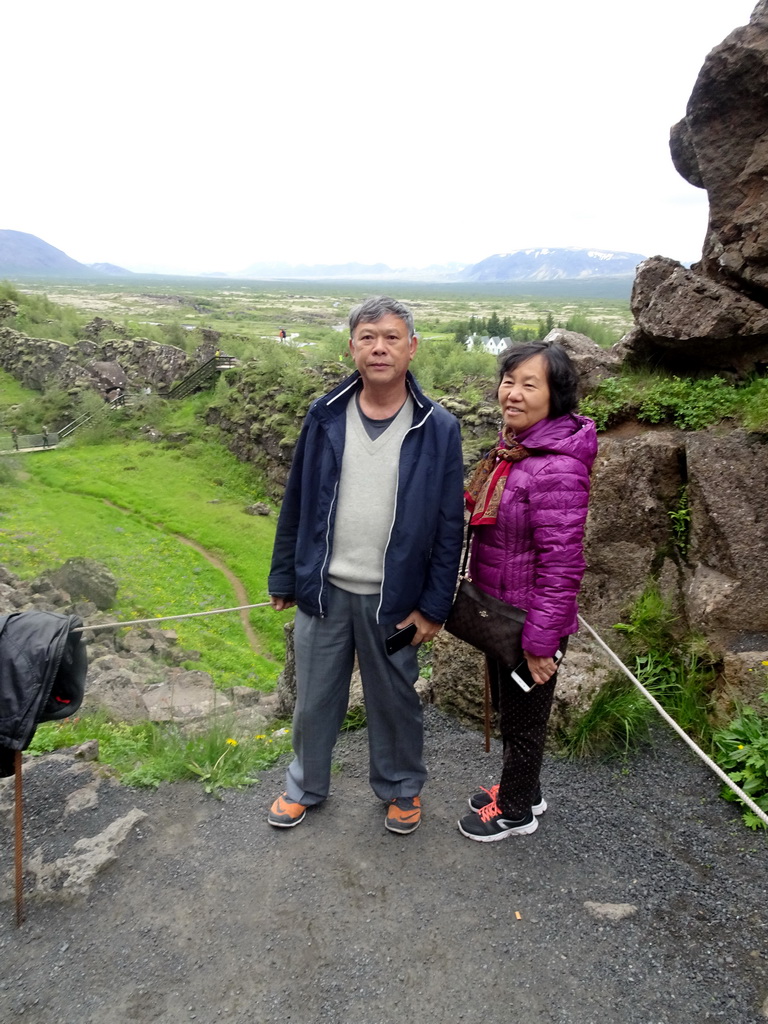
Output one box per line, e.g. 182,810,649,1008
523,651,559,685
270,596,296,611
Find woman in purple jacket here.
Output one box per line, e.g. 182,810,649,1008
458,342,597,842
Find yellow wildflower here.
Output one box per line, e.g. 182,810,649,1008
738,744,744,749
226,738,238,746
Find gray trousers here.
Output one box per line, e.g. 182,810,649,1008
285,584,426,806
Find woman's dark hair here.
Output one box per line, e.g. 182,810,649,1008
497,341,579,418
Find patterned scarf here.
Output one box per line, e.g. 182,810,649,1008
465,427,530,525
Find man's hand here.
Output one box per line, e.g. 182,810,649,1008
270,596,296,611
396,610,441,646
523,651,558,686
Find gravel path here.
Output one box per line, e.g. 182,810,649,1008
1,706,766,1024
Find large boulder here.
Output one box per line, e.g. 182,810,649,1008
621,4,768,375
618,256,768,375
41,558,118,610
542,328,621,391
141,669,231,723
671,2,768,296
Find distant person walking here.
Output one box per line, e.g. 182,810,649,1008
11,426,19,451
41,425,49,449
278,328,287,341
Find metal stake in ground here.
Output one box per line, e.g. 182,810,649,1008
15,749,24,927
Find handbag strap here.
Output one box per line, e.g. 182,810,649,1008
459,525,475,579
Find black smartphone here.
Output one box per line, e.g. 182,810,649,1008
511,649,564,692
385,622,417,656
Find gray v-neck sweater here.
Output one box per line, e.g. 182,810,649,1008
327,395,413,594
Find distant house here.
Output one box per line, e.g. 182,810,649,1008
465,334,511,355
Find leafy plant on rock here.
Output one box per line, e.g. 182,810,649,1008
714,685,768,830
561,586,716,757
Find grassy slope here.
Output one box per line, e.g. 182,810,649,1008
0,440,292,689
0,367,38,409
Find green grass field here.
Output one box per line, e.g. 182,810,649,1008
3,277,634,359
0,439,291,689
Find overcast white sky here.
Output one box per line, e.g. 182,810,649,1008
2,0,758,275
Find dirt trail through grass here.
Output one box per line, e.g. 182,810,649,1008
173,532,262,653
103,499,264,655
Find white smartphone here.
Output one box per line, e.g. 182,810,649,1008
511,649,564,692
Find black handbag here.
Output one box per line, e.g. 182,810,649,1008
445,528,526,666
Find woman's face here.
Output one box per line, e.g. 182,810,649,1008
498,353,551,432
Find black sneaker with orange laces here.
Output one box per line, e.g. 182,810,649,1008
468,784,547,817
458,795,538,842
385,795,421,834
267,792,307,828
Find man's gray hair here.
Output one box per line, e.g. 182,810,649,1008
348,296,415,339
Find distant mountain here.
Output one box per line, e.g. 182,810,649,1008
0,229,98,278
0,231,645,289
238,260,396,279
88,262,133,276
462,247,645,282
234,251,642,283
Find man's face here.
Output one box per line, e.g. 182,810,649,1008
348,313,418,389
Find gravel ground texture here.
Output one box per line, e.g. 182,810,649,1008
1,706,767,1024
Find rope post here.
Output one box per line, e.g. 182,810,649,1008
14,750,24,927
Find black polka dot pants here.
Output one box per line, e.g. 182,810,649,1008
487,638,567,820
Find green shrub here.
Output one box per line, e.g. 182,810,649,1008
638,375,738,430
561,586,716,757
578,376,638,429
714,688,768,830
564,313,623,348
739,377,768,432
0,285,86,343
0,459,18,487
14,386,79,432
580,370,768,433
560,673,651,757
668,486,691,556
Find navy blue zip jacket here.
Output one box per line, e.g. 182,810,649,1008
268,370,465,626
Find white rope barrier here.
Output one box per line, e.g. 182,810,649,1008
70,601,273,633
66,601,766,826
578,614,768,828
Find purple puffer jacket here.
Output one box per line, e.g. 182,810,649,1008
468,413,597,657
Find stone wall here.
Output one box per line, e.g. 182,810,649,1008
0,324,200,400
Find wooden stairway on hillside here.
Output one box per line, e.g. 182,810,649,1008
167,355,238,400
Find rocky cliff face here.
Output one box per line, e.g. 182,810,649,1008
621,1,768,377
0,320,204,400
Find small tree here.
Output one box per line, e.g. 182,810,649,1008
486,311,503,337
537,312,555,339
454,323,469,346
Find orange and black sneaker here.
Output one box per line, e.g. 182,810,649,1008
267,792,307,828
385,795,421,834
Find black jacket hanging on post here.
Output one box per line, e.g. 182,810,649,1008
0,611,88,777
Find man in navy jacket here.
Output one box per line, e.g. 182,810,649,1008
268,296,464,834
